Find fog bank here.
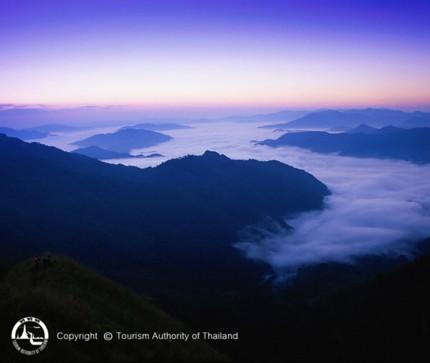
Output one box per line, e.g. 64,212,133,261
36,122,430,273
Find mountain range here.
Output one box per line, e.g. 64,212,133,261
194,109,307,123
260,126,430,163
0,134,328,299
2,132,430,362
261,108,430,129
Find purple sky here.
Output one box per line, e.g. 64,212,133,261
1,0,429,109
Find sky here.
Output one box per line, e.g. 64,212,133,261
1,0,430,110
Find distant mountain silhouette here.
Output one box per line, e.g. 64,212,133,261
0,134,328,301
72,146,136,159
262,110,372,129
260,126,430,163
27,123,85,133
262,108,430,129
0,127,48,140
401,112,430,128
121,122,191,131
346,123,379,134
72,128,172,153
0,107,50,126
344,108,412,125
195,109,307,123
227,110,307,122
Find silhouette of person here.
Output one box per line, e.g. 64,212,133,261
32,256,40,270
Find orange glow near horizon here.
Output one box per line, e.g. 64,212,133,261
1,1,429,111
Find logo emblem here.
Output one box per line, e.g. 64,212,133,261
11,317,49,355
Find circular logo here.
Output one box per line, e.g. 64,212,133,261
11,317,49,355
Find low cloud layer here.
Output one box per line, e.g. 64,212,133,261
236,145,430,273
37,121,430,273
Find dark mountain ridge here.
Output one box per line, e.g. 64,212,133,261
260,126,430,163
2,134,430,362
0,134,328,295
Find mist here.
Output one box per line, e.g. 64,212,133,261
236,149,430,273
34,121,430,273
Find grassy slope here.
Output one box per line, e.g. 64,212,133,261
0,256,227,362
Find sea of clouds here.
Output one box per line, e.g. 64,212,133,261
39,121,430,273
